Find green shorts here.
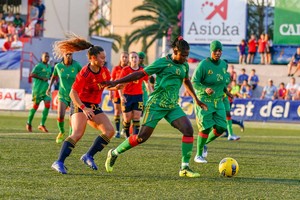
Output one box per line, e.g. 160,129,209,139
59,97,71,107
195,99,226,131
142,102,186,128
32,93,51,104
223,96,231,112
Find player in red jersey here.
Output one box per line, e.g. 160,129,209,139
118,51,152,138
51,35,115,174
110,52,129,138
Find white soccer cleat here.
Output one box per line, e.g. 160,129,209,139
228,135,240,141
194,155,207,164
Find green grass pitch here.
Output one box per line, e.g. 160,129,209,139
0,111,299,199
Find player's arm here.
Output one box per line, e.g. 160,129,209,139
30,72,48,81
69,89,94,120
106,71,145,87
183,78,207,110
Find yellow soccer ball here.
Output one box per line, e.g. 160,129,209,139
219,157,239,177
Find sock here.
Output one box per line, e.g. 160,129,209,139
206,128,223,144
57,137,76,163
181,136,194,164
197,132,208,156
40,107,49,125
132,120,140,135
226,117,233,136
86,134,110,157
122,121,131,138
113,135,139,155
232,119,240,125
57,118,65,134
27,108,37,125
114,115,120,132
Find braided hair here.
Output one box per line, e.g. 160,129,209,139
171,36,190,52
53,33,104,59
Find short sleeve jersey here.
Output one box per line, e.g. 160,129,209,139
31,62,52,96
72,65,111,104
248,39,257,53
192,58,227,100
143,54,189,108
120,66,148,95
111,65,123,98
53,60,82,101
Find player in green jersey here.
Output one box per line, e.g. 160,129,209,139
47,52,82,143
191,40,232,164
26,52,52,132
104,36,208,178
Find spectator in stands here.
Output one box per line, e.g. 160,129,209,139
7,22,16,36
5,11,15,23
285,77,299,100
228,64,237,81
0,12,4,20
2,34,12,51
13,13,25,36
237,68,248,86
25,3,39,37
248,69,259,90
35,0,46,37
230,80,240,98
0,19,7,38
260,79,277,100
257,34,266,65
10,34,23,51
237,39,246,64
237,80,250,98
278,82,287,100
247,34,257,64
287,47,300,77
265,34,273,65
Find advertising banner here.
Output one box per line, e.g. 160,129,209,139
0,88,25,110
183,0,247,45
274,0,300,45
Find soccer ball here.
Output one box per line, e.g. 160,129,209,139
219,157,239,177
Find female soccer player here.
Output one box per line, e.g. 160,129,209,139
192,40,229,164
26,52,52,133
104,36,207,178
118,51,152,137
110,52,129,138
47,51,82,144
51,35,115,174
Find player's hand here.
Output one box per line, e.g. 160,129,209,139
102,81,117,88
82,107,95,120
46,88,51,96
205,88,214,95
115,84,124,90
195,99,208,111
120,95,127,103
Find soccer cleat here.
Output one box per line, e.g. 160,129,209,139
179,166,200,178
56,133,65,144
202,145,208,158
114,131,120,138
80,154,98,170
240,120,245,132
228,135,240,141
26,123,32,132
38,125,48,133
194,155,208,163
105,149,118,173
51,161,67,174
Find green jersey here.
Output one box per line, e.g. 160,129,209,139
144,54,189,108
32,62,52,96
53,61,82,102
192,58,227,100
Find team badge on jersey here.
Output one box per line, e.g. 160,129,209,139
72,68,75,73
102,72,107,80
208,70,213,75
176,68,181,75
60,68,64,73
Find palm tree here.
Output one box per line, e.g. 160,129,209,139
128,0,182,54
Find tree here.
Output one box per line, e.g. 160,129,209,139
247,0,274,39
128,0,182,54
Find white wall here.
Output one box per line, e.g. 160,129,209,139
44,0,89,39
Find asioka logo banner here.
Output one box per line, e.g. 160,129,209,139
183,0,247,45
274,0,300,45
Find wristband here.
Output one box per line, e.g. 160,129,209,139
80,104,85,110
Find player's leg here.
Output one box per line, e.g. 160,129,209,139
113,98,122,138
38,95,51,132
132,96,143,135
56,100,68,143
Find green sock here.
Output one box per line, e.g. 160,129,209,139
27,108,37,125
206,129,222,144
227,119,233,136
68,127,72,136
57,120,65,134
181,136,193,163
114,139,133,155
197,135,208,156
40,107,49,125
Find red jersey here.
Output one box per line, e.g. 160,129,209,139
258,39,266,53
119,66,148,95
248,39,257,53
72,64,111,104
111,65,123,98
